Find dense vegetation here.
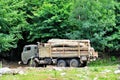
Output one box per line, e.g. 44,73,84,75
0,0,119,59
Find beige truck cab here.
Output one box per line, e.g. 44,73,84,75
21,45,38,64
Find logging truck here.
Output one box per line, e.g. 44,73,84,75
21,39,98,67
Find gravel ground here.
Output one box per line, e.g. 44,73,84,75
1,60,27,68
1,59,58,69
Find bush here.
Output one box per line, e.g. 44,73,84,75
88,57,119,66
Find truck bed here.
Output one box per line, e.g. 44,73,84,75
38,43,90,58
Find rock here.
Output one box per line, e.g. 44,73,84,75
0,67,11,74
118,66,120,70
18,61,22,65
47,78,57,80
53,67,65,71
94,77,98,80
101,69,111,73
76,74,82,77
18,71,25,75
114,70,120,74
60,72,66,76
0,67,25,75
84,66,88,70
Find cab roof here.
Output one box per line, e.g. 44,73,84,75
24,45,37,47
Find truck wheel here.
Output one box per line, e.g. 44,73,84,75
28,59,38,67
70,59,79,67
57,60,66,67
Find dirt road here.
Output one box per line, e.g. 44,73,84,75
1,60,27,68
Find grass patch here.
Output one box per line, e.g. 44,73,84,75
88,57,120,67
0,58,120,80
0,65,120,80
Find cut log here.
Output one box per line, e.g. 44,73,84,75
48,39,90,43
51,47,89,51
51,51,89,54
45,42,88,47
47,39,90,48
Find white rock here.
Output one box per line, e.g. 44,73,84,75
104,70,111,73
76,74,82,77
53,67,64,71
60,72,66,76
0,67,25,75
94,77,98,80
18,71,24,75
114,70,120,74
18,61,22,65
0,67,11,74
101,69,111,73
118,66,120,70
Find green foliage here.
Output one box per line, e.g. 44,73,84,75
88,57,119,67
111,56,117,61
0,0,27,52
25,0,74,42
68,0,120,53
0,34,17,52
0,0,119,55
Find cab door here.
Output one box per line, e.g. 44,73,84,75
22,46,32,64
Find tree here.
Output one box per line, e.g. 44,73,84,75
0,0,119,57
0,0,27,52
0,0,74,58
68,0,119,53
24,0,74,42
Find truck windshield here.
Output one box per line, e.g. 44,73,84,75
24,47,31,51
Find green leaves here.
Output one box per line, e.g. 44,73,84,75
0,0,27,52
26,0,74,42
68,0,119,53
0,34,17,52
0,0,119,54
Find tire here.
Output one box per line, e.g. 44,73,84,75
70,59,79,67
28,59,38,67
57,60,66,67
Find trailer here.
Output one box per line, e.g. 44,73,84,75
21,39,98,67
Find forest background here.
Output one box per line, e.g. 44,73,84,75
0,0,119,60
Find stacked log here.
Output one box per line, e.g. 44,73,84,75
46,39,91,55
48,39,90,43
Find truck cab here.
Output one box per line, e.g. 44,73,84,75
21,45,38,64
